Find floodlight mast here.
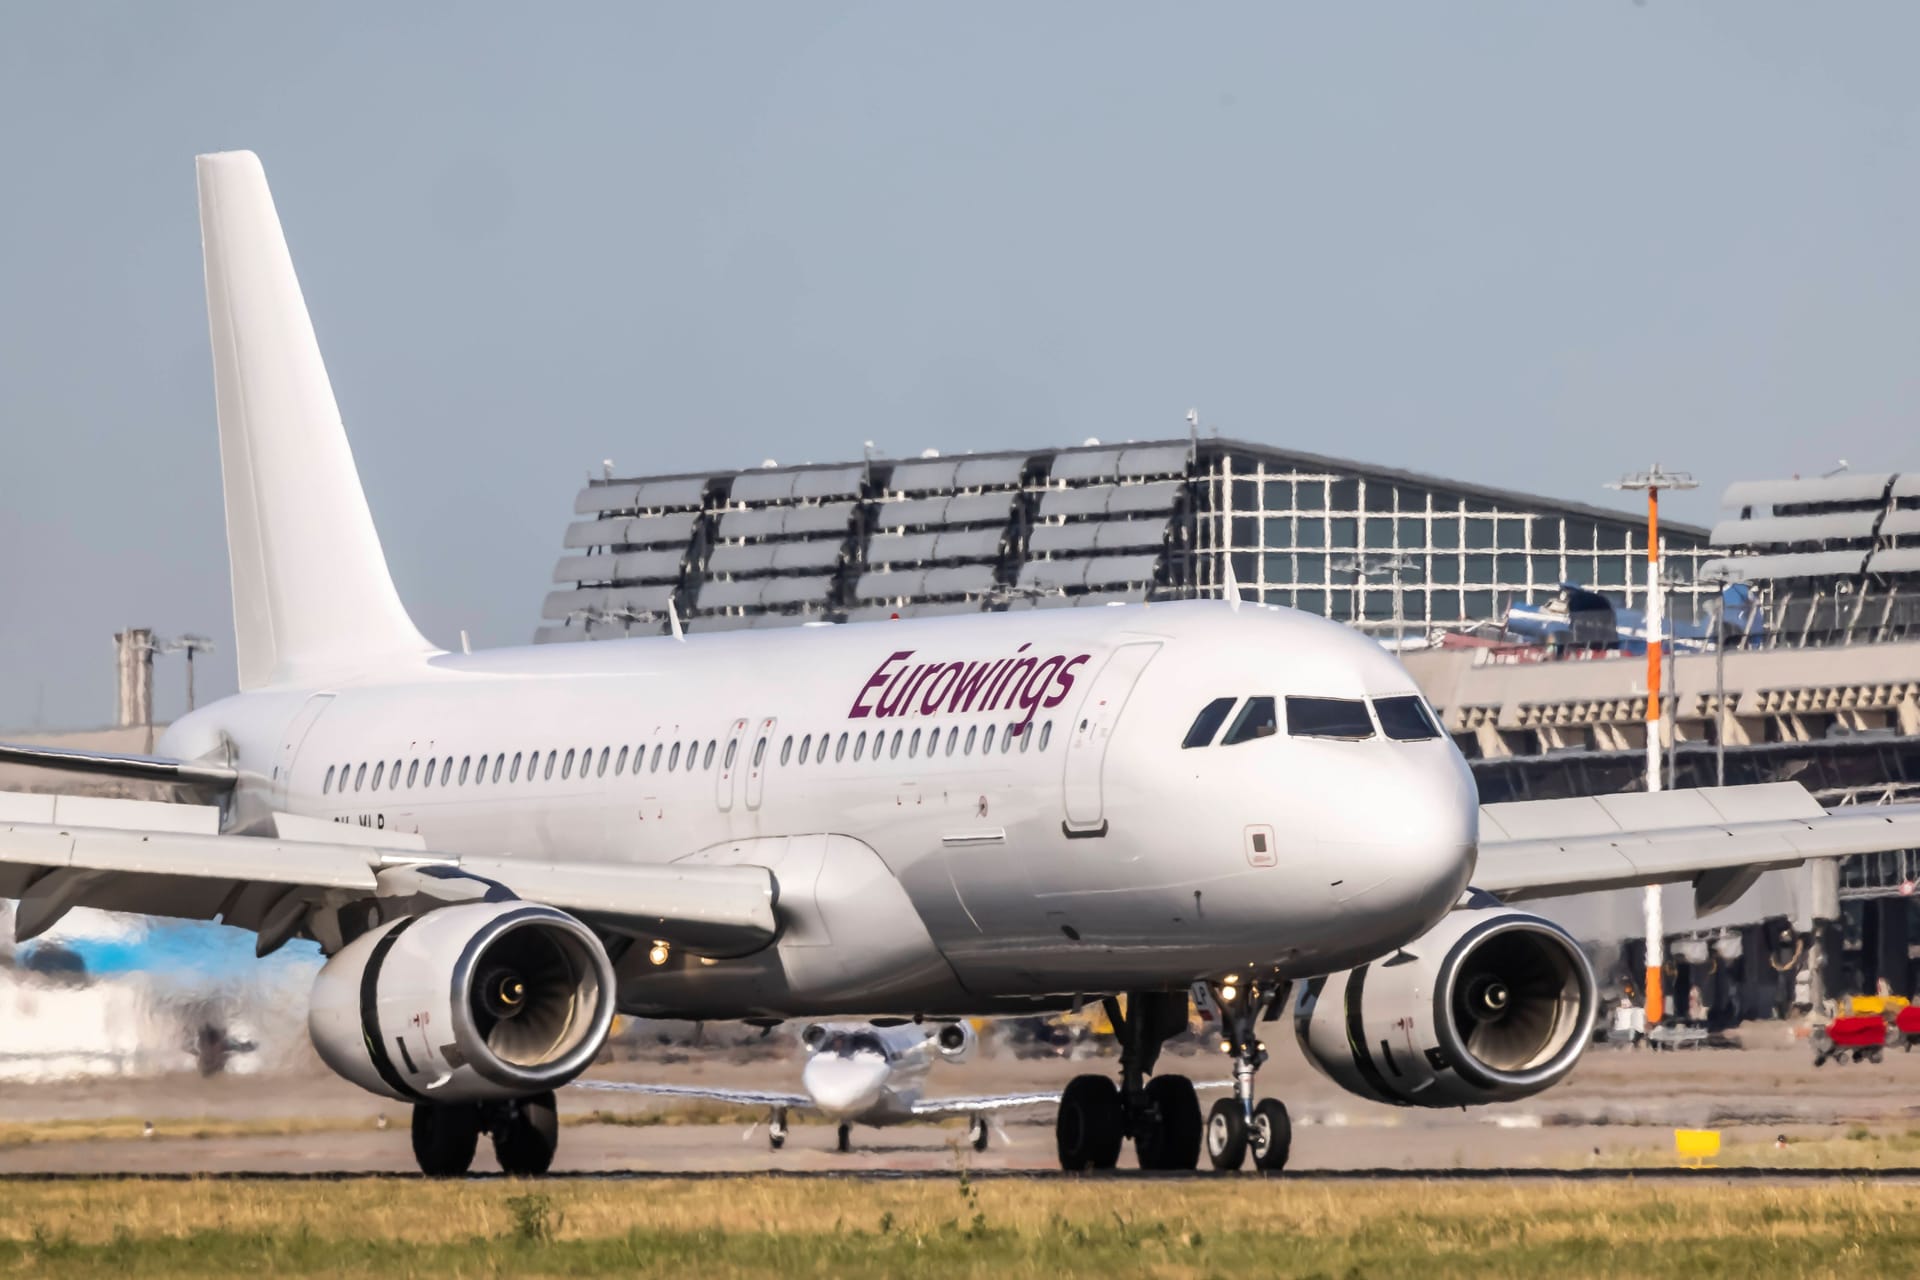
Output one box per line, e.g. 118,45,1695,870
1606,464,1698,1029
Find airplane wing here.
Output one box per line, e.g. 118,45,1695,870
908,1091,1061,1117
571,1079,813,1111
1477,783,1920,912
0,790,778,956
0,742,238,791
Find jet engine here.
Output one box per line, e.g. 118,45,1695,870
934,1020,977,1063
308,901,615,1103
1294,907,1597,1108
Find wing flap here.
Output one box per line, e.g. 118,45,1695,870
0,742,237,791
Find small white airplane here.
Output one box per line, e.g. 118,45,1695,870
4,150,1919,1178
576,1021,1056,1153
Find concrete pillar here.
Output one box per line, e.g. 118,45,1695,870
113,628,154,728
1875,898,1911,998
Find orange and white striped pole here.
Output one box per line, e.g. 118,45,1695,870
1608,465,1696,1029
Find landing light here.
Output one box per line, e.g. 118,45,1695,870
648,941,670,967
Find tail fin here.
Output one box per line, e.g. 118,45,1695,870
196,151,436,690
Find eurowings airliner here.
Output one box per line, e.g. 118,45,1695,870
5,152,1918,1176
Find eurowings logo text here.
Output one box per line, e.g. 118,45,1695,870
849,645,1091,730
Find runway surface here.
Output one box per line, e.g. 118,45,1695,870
0,1165,1916,1182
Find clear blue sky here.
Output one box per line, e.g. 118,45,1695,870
3,3,1916,726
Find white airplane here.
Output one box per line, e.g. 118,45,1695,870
576,1020,1056,1153
5,150,1919,1177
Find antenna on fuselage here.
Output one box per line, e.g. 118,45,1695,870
1223,553,1243,613
668,597,685,642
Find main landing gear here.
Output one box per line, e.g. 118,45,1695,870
1056,992,1203,1171
1203,977,1292,1173
411,1091,560,1177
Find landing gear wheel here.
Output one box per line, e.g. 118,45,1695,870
411,1103,481,1177
1056,1073,1124,1171
769,1110,788,1151
1249,1098,1291,1173
1206,1098,1248,1172
968,1114,990,1152
491,1091,559,1176
1134,1075,1202,1170
836,1122,852,1153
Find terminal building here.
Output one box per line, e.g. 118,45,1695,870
539,440,1920,1021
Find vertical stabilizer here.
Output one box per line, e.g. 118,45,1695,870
197,151,436,689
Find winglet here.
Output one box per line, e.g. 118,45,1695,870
1223,554,1242,612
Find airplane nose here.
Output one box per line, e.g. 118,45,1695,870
1328,750,1477,933
803,1055,889,1117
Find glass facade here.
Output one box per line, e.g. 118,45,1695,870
1193,449,1721,635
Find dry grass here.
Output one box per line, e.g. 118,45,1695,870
1592,1127,1920,1170
0,1175,1916,1276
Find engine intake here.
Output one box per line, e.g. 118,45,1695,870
309,901,615,1103
935,1021,976,1063
1294,907,1597,1107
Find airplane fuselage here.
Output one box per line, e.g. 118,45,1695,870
160,600,1478,1020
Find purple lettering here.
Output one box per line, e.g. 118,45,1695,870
1043,654,1090,708
921,662,965,715
1015,655,1065,727
850,650,914,719
947,661,996,713
876,663,924,718
996,657,1038,711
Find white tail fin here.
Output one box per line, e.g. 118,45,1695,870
197,151,436,689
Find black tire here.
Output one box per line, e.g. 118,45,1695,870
1871,1047,1885,1064
411,1103,481,1177
1206,1097,1248,1172
1055,1074,1124,1171
1249,1098,1291,1173
1135,1075,1202,1171
491,1091,559,1177
969,1115,990,1152
769,1131,786,1150
837,1123,852,1153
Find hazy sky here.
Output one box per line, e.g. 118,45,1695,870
3,4,1917,727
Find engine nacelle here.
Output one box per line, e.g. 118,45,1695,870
934,1021,976,1064
309,901,615,1104
1294,907,1597,1108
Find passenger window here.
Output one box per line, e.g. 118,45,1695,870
983,725,995,754
615,746,628,774
1182,697,1238,749
651,743,663,772
1039,721,1052,751
1375,695,1443,742
1020,723,1033,752
475,754,487,783
492,755,505,783
372,761,385,789
510,752,523,782
684,739,697,770
562,749,576,780
752,738,766,767
836,732,848,762
909,729,921,757
854,732,867,761
440,758,452,786
670,742,683,770
1284,696,1374,741
545,751,558,780
799,734,812,764
781,736,793,766
409,760,421,788
703,741,716,769
890,730,903,759
815,735,828,764
597,747,610,777
323,765,335,795
1222,697,1280,745
1003,725,1017,753
965,725,977,754
946,726,959,756
459,757,471,785
724,740,738,769
355,763,367,791
392,759,402,788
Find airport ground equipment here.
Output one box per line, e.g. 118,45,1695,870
1811,1014,1887,1066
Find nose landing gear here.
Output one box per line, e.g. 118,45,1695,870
1055,991,1203,1171
1204,977,1292,1173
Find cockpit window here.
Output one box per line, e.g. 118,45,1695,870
1285,696,1375,740
1375,695,1442,742
818,1029,889,1059
1221,696,1279,745
1182,697,1238,749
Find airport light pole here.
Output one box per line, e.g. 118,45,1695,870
1700,567,1731,789
1333,553,1415,651
1607,464,1698,1028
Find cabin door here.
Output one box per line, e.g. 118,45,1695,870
1061,643,1160,833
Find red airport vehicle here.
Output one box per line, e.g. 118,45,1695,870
1812,1014,1887,1066
1895,1005,1920,1049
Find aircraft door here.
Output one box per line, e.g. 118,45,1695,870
271,693,335,810
1061,642,1160,832
745,717,776,811
716,718,749,811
